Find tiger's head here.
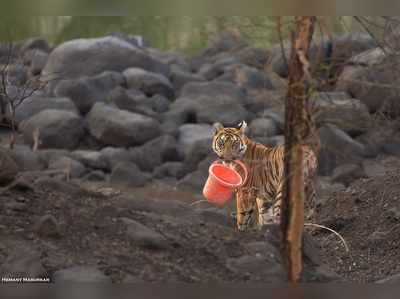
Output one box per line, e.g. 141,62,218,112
212,121,248,162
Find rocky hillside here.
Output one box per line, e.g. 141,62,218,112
0,30,400,282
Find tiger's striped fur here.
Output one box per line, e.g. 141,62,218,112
212,121,318,231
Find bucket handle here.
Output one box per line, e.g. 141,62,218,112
213,159,248,187
233,160,248,187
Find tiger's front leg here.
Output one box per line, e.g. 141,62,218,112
235,188,257,231
256,196,276,227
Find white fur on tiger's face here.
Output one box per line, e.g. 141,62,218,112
212,121,248,163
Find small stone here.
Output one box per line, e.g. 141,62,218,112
34,215,62,238
121,217,169,250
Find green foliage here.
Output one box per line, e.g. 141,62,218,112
0,16,386,55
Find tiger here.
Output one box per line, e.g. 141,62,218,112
212,120,318,231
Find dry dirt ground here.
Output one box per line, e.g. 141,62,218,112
1,155,399,283
314,155,400,282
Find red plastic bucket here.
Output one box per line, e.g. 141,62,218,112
203,160,248,207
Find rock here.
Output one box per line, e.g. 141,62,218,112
48,157,87,178
130,135,179,172
123,68,174,99
164,81,249,129
244,241,280,259
38,149,71,167
55,71,125,114
20,37,50,54
335,50,400,116
178,169,208,191
121,217,169,250
20,109,85,150
330,32,377,75
10,145,46,171
0,248,47,279
331,164,366,187
376,273,400,284
387,207,400,222
109,162,151,188
70,150,108,171
226,255,286,282
234,46,270,70
192,31,247,68
0,148,18,185
107,86,156,117
269,39,332,77
318,125,366,175
217,64,275,91
362,160,386,178
42,36,169,91
249,118,280,138
182,142,214,175
12,95,78,125
100,147,133,171
146,94,171,114
146,48,190,70
53,266,111,283
177,124,213,160
123,67,174,99
120,196,195,220
87,103,161,147
310,92,371,137
384,18,400,51
26,49,49,75
382,143,400,157
170,65,205,91
153,162,185,179
34,178,83,196
196,208,231,227
82,170,107,182
198,56,239,80
34,214,62,238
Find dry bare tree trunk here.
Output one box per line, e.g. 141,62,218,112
280,16,316,283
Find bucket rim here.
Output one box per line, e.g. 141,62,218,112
209,163,243,188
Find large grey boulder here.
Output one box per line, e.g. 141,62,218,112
170,64,205,92
249,118,280,138
130,135,179,172
0,148,18,185
217,64,275,91
11,95,78,124
107,87,169,117
70,150,108,171
55,71,125,114
318,124,367,175
310,91,371,137
42,36,169,91
335,48,400,117
123,67,174,99
48,156,87,179
20,109,85,150
177,124,213,160
163,82,249,133
109,162,151,188
87,103,161,147
10,145,46,171
100,147,133,171
121,217,169,250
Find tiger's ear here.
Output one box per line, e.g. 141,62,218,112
213,122,224,134
238,121,248,134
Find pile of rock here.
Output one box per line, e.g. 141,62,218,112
0,31,398,191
